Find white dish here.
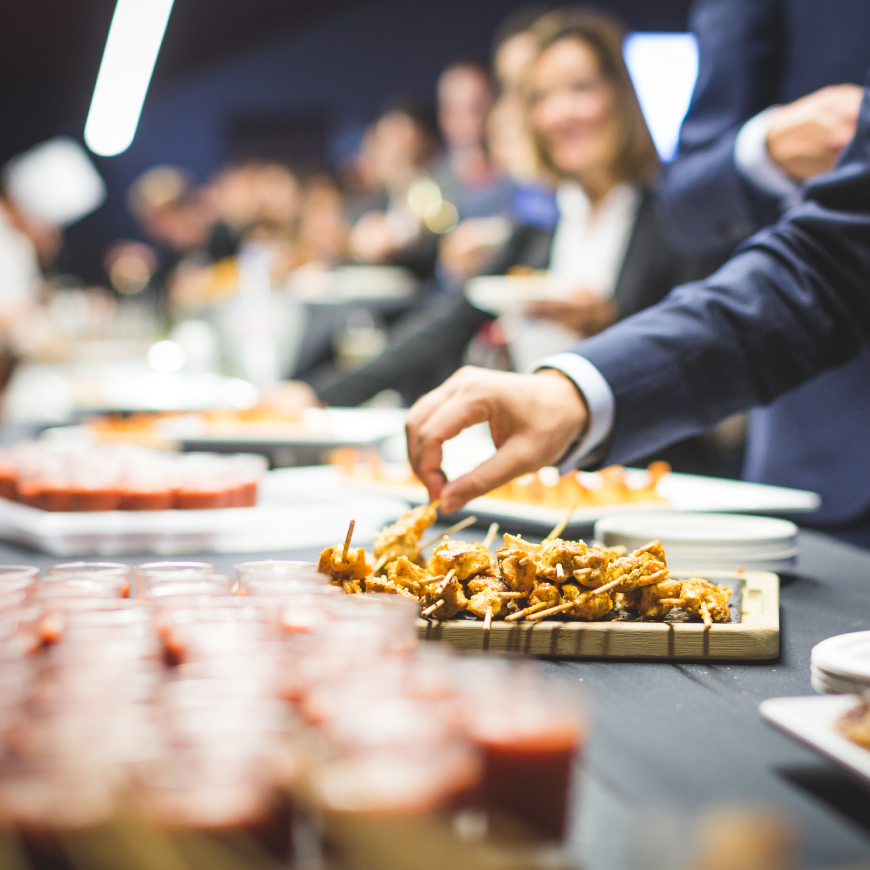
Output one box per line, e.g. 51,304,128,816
594,512,798,548
341,469,819,534
285,265,417,301
0,467,407,556
812,631,870,680
760,695,870,789
465,274,573,316
147,408,405,448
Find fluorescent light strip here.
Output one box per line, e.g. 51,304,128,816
84,0,175,157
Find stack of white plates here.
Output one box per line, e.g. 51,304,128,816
593,512,798,574
811,632,870,694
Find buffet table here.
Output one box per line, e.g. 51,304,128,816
3,526,869,868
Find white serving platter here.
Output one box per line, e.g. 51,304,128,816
0,467,407,556
760,695,870,790
156,407,407,448
342,466,820,533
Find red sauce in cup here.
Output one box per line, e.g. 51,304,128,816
470,721,582,841
175,488,230,509
119,488,175,511
68,485,119,512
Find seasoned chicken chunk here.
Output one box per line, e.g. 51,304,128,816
373,503,438,563
638,578,684,619
632,539,667,566
430,539,496,581
386,556,432,596
536,538,611,587
603,550,667,593
680,578,732,623
496,542,536,594
365,576,419,599
420,575,468,620
614,589,642,611
528,582,561,610
318,544,371,587
466,574,510,620
559,583,613,621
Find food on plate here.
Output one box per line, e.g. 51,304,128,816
0,442,265,512
318,506,732,627
836,694,870,749
332,448,670,511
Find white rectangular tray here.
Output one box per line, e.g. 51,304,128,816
343,467,820,532
0,468,407,556
760,695,870,789
158,408,407,448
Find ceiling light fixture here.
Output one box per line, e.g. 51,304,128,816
84,0,175,157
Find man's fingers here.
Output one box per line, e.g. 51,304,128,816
412,392,493,498
439,435,537,514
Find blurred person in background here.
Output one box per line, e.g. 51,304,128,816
294,176,349,267
0,138,105,369
285,8,709,420
142,162,303,315
127,166,218,306
438,8,556,286
346,99,442,278
656,0,870,528
432,62,513,220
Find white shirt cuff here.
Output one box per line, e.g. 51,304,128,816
734,108,802,206
532,352,615,471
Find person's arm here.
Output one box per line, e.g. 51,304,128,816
407,85,870,511
655,0,785,256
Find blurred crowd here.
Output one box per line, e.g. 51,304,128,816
7,2,853,478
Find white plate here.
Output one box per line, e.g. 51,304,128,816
594,512,798,548
812,631,870,680
810,667,870,696
760,695,870,789
465,274,573,316
341,470,819,534
156,408,407,448
0,467,408,556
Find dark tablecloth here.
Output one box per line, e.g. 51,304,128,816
8,527,870,868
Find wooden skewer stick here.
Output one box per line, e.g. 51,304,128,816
589,569,669,600
657,598,686,607
555,563,565,582
505,601,549,622
372,553,389,574
573,568,592,581
421,569,456,595
528,601,576,621
483,607,493,631
497,591,526,599
482,522,500,550
422,599,444,618
544,505,576,542
420,574,446,588
437,569,457,593
342,520,356,562
418,516,477,551
700,600,713,628
637,570,669,587
518,557,530,567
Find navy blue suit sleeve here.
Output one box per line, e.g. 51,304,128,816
576,86,870,466
655,0,785,256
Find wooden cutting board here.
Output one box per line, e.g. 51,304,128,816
417,571,779,661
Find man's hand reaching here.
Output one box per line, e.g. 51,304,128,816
766,84,864,182
405,366,589,514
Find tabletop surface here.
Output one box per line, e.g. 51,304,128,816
5,525,870,868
